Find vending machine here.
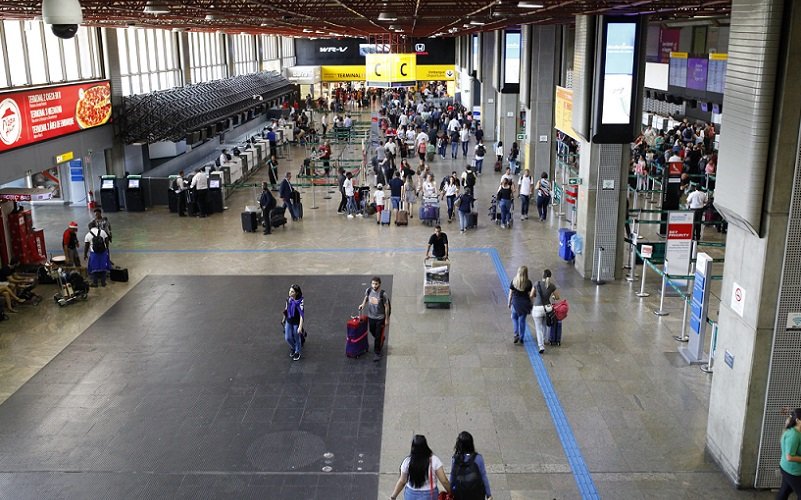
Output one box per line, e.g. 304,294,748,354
99,175,120,212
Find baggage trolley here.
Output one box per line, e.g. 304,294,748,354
423,258,451,309
51,265,89,307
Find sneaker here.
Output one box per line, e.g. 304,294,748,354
347,214,354,219
337,210,346,214
513,335,519,344
519,337,524,344
539,348,545,354
290,349,295,357
373,351,383,361
356,213,363,217
520,216,525,221
460,229,465,233
292,352,301,361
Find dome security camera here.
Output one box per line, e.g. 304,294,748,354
42,0,83,39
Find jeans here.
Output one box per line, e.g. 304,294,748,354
346,195,357,215
510,160,519,174
536,195,550,220
475,158,483,174
777,468,801,500
458,210,468,231
283,199,297,220
438,144,446,158
338,191,347,212
446,195,455,220
511,309,529,340
91,270,107,287
450,141,458,158
520,194,530,216
461,141,469,156
284,321,301,355
391,196,401,210
499,198,512,226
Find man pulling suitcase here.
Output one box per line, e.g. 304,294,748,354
358,276,391,362
259,182,277,235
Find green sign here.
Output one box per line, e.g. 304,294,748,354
568,177,582,186
516,133,526,141
553,184,563,203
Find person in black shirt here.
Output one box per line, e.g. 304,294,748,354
426,225,449,261
388,171,404,213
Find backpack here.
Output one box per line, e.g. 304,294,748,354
170,177,179,191
453,455,485,498
465,171,476,189
476,144,486,157
90,229,106,253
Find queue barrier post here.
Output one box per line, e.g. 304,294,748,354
625,234,638,281
653,263,670,316
700,321,718,374
673,298,690,342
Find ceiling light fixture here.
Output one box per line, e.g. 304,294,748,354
470,20,485,25
302,28,313,33
143,1,170,15
517,1,544,8
378,12,398,21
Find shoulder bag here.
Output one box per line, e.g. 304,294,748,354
537,282,556,327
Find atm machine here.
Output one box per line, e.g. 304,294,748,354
167,175,179,213
208,172,224,213
125,175,145,211
99,175,120,212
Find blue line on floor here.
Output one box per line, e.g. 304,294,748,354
488,247,599,500
111,244,599,497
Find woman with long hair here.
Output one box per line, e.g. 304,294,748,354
531,269,560,355
282,284,305,361
778,408,801,499
450,431,492,500
390,435,451,500
508,266,535,345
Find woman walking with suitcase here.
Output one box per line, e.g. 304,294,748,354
532,269,560,354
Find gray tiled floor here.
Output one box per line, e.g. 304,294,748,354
0,120,773,499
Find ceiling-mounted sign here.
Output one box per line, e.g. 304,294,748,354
366,53,416,85
416,65,456,81
0,80,111,154
320,66,365,82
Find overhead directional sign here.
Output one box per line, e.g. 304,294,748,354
366,53,417,85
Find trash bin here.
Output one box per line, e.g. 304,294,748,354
559,228,576,261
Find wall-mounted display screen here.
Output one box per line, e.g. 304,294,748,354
668,52,688,87
644,62,669,91
706,54,727,94
101,179,115,189
128,179,140,189
600,22,636,125
471,35,480,75
503,31,521,85
686,58,708,91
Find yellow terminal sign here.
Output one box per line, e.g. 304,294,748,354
366,54,417,82
56,151,74,163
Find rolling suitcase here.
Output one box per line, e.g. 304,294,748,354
295,202,303,219
241,211,259,232
380,208,391,225
494,160,502,172
395,210,409,226
467,211,478,229
110,266,129,283
548,320,562,346
270,207,288,228
346,315,369,358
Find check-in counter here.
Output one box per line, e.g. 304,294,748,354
280,125,294,142
227,157,244,184
239,150,255,175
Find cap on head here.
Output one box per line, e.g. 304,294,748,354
68,221,78,229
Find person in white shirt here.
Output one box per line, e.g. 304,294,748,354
389,435,451,500
344,172,357,218
190,169,209,217
459,125,470,158
518,169,535,220
399,113,409,128
373,184,386,224
83,221,110,288
495,141,504,169
343,115,353,128
447,117,460,135
218,149,230,167
686,185,709,240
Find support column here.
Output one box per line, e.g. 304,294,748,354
522,25,560,176
479,33,497,143
706,0,801,489
101,28,126,179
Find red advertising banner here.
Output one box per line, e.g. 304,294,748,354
0,81,111,153
658,28,681,63
668,223,693,240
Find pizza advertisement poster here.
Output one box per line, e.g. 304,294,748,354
0,81,111,153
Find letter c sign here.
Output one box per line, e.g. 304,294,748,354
400,63,408,77
374,63,382,77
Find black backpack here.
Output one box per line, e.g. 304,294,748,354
90,229,106,253
453,455,485,498
476,145,486,157
465,171,476,189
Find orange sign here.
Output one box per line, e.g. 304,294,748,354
554,86,578,139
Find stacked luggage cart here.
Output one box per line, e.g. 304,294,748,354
423,258,451,309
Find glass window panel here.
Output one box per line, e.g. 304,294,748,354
120,75,130,96
5,21,27,86
147,30,157,72
77,26,93,79
156,30,166,71
199,34,207,66
117,28,129,75
63,38,79,81
25,22,47,85
43,29,64,82
130,75,141,95
137,29,148,73
140,74,150,93
127,29,139,73
159,72,167,89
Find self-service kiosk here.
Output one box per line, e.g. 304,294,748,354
208,172,224,213
99,175,120,212
125,175,145,211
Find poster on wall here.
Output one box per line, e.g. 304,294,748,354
665,211,694,287
0,81,111,154
658,28,680,63
686,58,709,91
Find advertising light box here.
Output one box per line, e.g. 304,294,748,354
0,81,111,154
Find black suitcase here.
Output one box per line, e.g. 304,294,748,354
270,207,288,228
241,211,259,232
467,211,478,229
548,321,562,346
295,202,303,219
110,267,129,283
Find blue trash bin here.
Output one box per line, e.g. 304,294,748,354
559,228,576,261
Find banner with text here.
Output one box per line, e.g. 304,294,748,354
366,54,417,85
416,65,456,81
554,86,578,139
321,65,366,82
0,81,111,154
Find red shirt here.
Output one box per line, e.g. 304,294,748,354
63,229,78,249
